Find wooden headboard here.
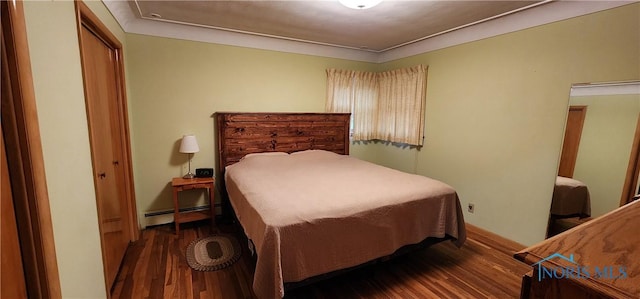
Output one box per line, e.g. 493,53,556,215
215,112,351,171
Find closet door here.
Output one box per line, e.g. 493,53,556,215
79,23,130,288
76,2,137,291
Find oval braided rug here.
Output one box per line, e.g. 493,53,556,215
185,234,241,271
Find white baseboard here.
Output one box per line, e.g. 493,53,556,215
143,205,220,227
144,212,176,227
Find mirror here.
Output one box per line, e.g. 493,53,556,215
547,81,640,238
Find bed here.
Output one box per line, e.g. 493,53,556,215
551,176,591,218
215,112,466,299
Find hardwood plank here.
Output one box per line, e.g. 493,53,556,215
113,222,529,299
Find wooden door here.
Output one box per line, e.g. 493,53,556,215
76,4,133,290
558,106,587,178
1,126,28,299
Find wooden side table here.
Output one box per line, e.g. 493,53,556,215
171,177,215,234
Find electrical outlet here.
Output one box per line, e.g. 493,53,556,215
468,203,475,213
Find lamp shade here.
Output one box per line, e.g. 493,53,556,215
179,135,200,153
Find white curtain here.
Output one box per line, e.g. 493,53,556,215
352,71,378,141
326,65,427,146
325,69,354,113
376,65,427,146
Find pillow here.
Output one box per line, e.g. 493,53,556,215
241,152,289,161
289,149,340,160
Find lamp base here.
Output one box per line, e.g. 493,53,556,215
183,172,195,179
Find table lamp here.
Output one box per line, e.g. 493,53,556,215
179,134,199,179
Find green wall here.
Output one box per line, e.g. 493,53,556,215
125,35,376,221
369,4,640,245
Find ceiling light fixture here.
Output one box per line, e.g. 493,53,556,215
338,0,383,10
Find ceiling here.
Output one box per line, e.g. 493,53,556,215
129,0,546,52
104,1,634,62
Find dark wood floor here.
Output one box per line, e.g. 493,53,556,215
112,221,530,299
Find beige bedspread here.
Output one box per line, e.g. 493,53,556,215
225,150,466,299
551,176,591,218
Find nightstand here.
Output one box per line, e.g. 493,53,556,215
171,177,215,234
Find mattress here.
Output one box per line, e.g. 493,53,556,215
551,176,591,218
224,150,466,298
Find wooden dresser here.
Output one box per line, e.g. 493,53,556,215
515,200,639,298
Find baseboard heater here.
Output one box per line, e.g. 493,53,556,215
144,203,221,227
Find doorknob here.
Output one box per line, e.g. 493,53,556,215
98,172,106,179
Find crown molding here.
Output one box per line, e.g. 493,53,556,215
378,1,636,63
103,0,636,64
102,0,378,62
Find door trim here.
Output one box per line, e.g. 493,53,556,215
620,113,640,206
557,105,587,178
1,1,62,298
75,1,140,297
75,0,138,241
74,0,139,294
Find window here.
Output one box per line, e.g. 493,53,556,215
326,65,427,146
